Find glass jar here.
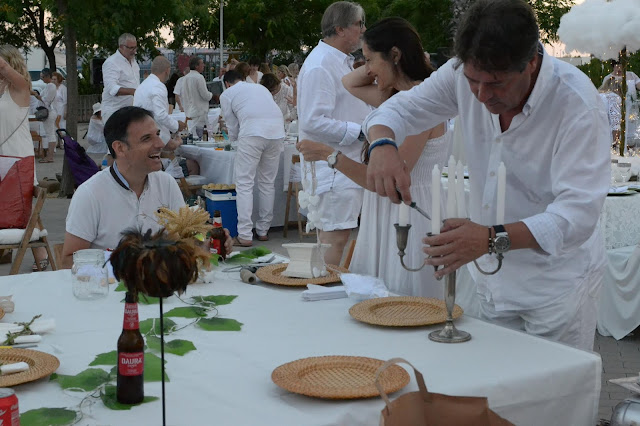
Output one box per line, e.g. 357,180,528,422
72,249,109,300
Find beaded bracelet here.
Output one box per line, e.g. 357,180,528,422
367,138,398,157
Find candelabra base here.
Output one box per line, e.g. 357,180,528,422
428,321,471,343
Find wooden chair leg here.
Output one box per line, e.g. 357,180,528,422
283,181,294,238
10,245,28,275
341,239,357,270
43,237,57,271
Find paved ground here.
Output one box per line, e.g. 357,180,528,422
0,124,634,422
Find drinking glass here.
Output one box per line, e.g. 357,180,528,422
618,162,632,183
72,249,109,300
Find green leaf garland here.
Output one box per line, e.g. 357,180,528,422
164,306,208,318
88,350,117,366
190,295,237,306
139,318,177,336
146,336,197,356
196,317,243,331
20,408,77,426
143,352,169,382
50,368,111,391
100,385,159,410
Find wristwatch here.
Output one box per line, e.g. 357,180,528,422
492,225,511,254
327,150,341,169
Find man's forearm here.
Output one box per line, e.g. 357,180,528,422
116,87,136,96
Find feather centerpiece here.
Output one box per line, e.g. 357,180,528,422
110,229,209,298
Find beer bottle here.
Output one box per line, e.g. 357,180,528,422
202,124,208,141
117,292,144,404
209,210,227,260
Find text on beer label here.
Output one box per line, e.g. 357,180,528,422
118,352,144,376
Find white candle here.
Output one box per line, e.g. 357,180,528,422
496,162,506,224
456,160,466,218
431,165,441,234
398,202,409,226
447,156,457,218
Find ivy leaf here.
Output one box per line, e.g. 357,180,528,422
50,368,111,391
224,247,271,264
196,317,243,331
209,254,219,266
138,294,161,305
139,318,177,336
114,282,126,292
20,407,77,425
164,306,208,318
191,295,237,306
146,336,197,356
100,385,159,410
89,350,117,366
144,352,169,382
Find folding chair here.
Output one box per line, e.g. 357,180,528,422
0,186,57,275
283,154,314,241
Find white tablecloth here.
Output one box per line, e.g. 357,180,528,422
170,108,221,132
6,269,600,425
599,192,640,249
177,142,300,227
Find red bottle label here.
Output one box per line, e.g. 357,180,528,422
123,303,139,330
210,239,221,255
118,352,144,376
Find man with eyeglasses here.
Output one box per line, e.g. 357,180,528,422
297,1,372,266
101,33,141,126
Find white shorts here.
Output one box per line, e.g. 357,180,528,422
315,188,363,232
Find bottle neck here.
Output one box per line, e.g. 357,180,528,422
123,301,139,331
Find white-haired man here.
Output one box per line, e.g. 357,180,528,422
297,1,372,265
101,33,140,125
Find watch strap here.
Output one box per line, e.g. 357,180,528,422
487,227,494,254
493,224,506,235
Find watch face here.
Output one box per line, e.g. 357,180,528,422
495,234,510,253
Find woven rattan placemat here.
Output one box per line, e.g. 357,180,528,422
255,264,348,286
271,355,409,399
0,348,60,387
349,296,463,327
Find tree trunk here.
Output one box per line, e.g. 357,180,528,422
43,45,56,72
58,0,77,197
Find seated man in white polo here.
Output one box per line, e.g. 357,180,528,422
221,70,285,246
61,106,232,268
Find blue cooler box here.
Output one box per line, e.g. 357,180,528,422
205,190,238,237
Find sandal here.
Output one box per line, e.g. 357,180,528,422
256,234,269,242
38,158,54,163
232,237,253,247
32,258,50,272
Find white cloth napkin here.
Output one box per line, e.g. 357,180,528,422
609,185,629,193
340,273,390,301
0,362,29,375
0,318,55,335
1,335,42,345
301,284,347,301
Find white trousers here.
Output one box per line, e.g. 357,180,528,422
478,268,604,352
234,136,283,240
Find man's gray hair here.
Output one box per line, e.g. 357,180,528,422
189,56,203,70
118,33,136,46
321,1,364,38
151,56,171,75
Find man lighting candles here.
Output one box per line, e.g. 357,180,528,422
362,0,610,351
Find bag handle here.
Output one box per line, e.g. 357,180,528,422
375,357,430,414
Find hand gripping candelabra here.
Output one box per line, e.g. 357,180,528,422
394,159,505,343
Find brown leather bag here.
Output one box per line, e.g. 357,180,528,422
376,358,514,426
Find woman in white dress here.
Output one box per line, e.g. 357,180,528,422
52,72,67,132
0,45,50,270
86,102,108,154
246,57,263,84
297,18,449,298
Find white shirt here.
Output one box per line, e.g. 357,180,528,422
297,40,372,194
181,71,212,126
246,71,263,84
220,81,285,141
101,50,140,123
54,84,67,118
133,73,179,144
273,84,295,122
41,82,56,110
173,73,188,97
363,50,611,310
66,166,184,250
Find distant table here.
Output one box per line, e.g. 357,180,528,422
8,270,600,425
599,192,640,249
170,108,221,132
177,141,299,227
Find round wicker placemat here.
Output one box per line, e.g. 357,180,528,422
0,307,5,321
255,264,348,286
349,296,463,327
271,355,409,399
0,348,60,387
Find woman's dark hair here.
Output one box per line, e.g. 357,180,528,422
454,0,539,73
362,17,433,83
360,17,433,163
248,56,261,67
166,72,180,103
260,73,281,92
